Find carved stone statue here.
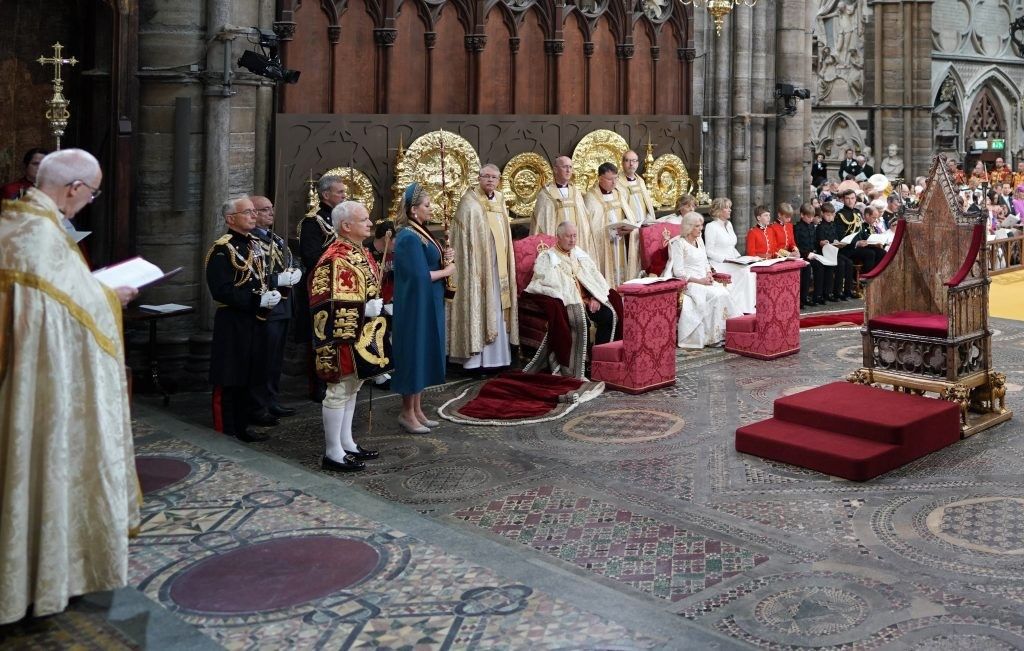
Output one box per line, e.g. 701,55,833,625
880,143,904,181
814,0,867,106
863,145,875,170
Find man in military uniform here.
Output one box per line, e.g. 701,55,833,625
834,188,882,276
309,201,388,472
205,195,284,443
297,174,346,402
251,195,301,422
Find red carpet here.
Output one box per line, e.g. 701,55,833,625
439,371,605,425
799,310,864,329
736,382,960,481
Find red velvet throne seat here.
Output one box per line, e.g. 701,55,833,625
849,155,1012,437
638,223,681,276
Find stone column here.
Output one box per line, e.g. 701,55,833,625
774,0,812,205
730,7,752,240
748,0,773,229
712,13,732,198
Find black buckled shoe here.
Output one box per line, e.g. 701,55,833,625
344,446,379,461
249,412,280,427
321,454,366,472
269,404,297,417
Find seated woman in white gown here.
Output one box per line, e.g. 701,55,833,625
702,197,756,313
660,212,742,348
655,193,696,224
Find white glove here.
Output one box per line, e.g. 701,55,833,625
260,290,282,309
363,298,384,318
373,373,391,385
383,303,393,316
276,268,301,287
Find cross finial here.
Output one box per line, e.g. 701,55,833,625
37,42,78,85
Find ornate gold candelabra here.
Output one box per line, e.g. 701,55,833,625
37,42,78,150
642,137,658,207
694,152,711,206
679,0,757,36
305,171,317,215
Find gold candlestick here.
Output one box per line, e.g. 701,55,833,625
695,152,711,206
37,42,78,150
642,137,658,207
305,170,317,216
388,134,405,222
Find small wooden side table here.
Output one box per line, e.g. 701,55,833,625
124,305,195,405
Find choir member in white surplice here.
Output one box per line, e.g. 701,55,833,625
661,212,742,348
702,196,756,313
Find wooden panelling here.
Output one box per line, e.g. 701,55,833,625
431,7,468,113
517,9,548,114
387,5,428,114
480,6,512,114
630,24,654,115
560,14,586,115
283,4,330,112
589,19,617,115
657,26,682,115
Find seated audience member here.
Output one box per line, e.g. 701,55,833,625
848,206,886,272
656,193,697,224
745,205,778,259
1012,185,1024,219
1,148,48,200
816,203,857,300
768,202,802,260
795,202,834,307
525,221,617,373
703,197,756,313
661,212,741,348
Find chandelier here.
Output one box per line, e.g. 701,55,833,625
679,0,756,36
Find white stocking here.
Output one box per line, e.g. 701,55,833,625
322,405,346,462
340,394,358,453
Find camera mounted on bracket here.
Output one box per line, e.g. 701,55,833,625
238,28,301,84
775,83,811,117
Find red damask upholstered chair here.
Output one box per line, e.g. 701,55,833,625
638,223,682,276
513,234,558,350
590,279,686,393
724,260,805,359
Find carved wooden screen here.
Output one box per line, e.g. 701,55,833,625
965,88,1005,140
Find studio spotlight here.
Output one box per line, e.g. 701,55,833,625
237,28,301,84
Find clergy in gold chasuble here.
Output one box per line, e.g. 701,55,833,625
448,186,519,364
0,188,140,623
530,183,596,256
584,184,640,286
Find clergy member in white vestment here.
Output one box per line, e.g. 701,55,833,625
525,221,616,377
616,150,656,224
531,156,596,255
448,164,519,369
661,212,742,348
584,162,640,286
702,197,756,313
0,149,141,624
655,193,697,224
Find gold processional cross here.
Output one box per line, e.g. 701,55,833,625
37,42,78,150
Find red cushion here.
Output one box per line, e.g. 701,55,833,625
592,341,624,363
726,314,757,333
513,235,557,295
868,310,948,338
639,224,680,275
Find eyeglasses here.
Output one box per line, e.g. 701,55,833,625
67,180,102,201
230,209,257,217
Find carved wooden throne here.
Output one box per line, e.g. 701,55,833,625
848,155,1012,437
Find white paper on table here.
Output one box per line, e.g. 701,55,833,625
92,256,179,290
749,257,790,268
725,255,762,265
623,276,672,285
840,232,857,245
139,303,191,314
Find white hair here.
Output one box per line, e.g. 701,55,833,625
332,200,366,230
221,195,249,219
318,174,344,196
35,149,100,189
555,220,576,235
679,211,704,236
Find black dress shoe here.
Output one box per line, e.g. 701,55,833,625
343,445,379,460
321,455,365,472
837,294,849,302
250,412,280,427
814,298,827,306
269,404,296,417
236,430,270,443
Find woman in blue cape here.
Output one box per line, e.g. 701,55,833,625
391,183,455,433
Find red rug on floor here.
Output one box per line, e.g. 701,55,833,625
736,382,960,481
799,310,864,329
439,371,605,425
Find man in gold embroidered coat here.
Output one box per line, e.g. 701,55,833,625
310,201,388,473
616,150,656,224
448,165,520,369
585,162,640,286
531,156,596,255
0,149,140,623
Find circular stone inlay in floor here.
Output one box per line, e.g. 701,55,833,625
168,535,379,614
562,409,684,444
403,465,490,494
754,586,869,636
136,456,193,494
925,496,1024,555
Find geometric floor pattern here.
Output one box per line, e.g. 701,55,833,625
7,314,1024,648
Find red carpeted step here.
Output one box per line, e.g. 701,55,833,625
736,419,904,481
772,381,959,445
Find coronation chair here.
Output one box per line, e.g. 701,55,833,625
848,155,1012,437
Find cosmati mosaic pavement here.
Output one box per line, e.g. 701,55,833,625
19,316,1024,649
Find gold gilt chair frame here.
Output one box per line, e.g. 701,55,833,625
847,154,1012,437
